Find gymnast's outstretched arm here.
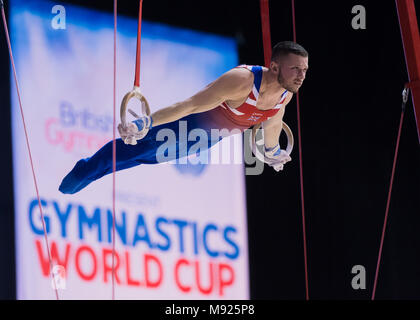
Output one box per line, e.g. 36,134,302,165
149,68,253,127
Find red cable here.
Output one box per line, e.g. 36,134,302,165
134,0,144,87
291,0,297,46
111,0,143,298
112,0,118,300
259,0,272,68
371,106,405,300
291,0,310,300
1,3,59,300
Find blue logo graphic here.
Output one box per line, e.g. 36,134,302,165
173,161,207,177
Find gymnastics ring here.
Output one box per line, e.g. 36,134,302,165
120,86,151,128
250,121,294,163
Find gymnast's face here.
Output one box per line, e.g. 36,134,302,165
275,54,308,93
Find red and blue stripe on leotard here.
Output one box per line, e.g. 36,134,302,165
204,65,288,131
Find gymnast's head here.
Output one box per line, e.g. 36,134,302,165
270,41,308,93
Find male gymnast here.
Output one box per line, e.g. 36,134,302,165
59,41,308,194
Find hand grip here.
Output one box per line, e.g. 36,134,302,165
120,86,151,128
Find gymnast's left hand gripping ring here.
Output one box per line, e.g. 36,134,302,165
250,121,294,163
120,86,151,128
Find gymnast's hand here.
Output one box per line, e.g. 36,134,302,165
118,115,153,145
264,144,292,172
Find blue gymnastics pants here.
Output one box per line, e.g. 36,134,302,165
58,112,224,194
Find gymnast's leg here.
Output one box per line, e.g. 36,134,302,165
58,114,221,194
59,132,160,194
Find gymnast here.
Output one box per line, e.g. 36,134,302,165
59,41,309,194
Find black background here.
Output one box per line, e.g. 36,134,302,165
0,0,419,300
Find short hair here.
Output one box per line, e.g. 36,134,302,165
271,41,308,62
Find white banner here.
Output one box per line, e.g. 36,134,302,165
11,0,248,299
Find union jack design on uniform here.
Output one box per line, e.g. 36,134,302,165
217,65,288,127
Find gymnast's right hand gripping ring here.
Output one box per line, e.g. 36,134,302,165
120,86,151,128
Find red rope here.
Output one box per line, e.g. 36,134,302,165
134,0,144,87
111,0,144,300
259,0,309,300
111,0,143,298
1,2,59,300
259,0,272,68
371,100,406,300
291,0,297,46
291,0,309,300
112,0,118,300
